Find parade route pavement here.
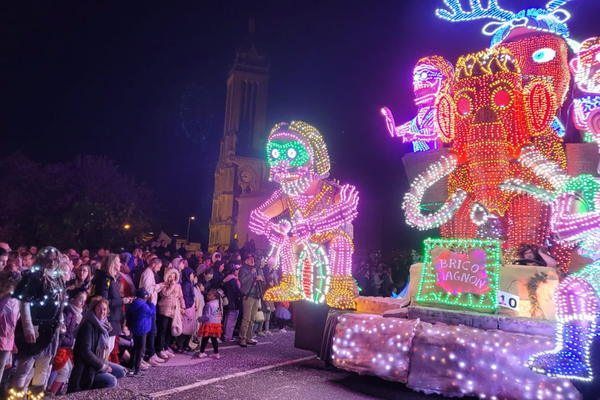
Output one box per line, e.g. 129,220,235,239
62,330,477,400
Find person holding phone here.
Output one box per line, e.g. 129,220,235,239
238,254,264,348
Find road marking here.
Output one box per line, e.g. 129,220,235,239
203,341,273,353
155,342,274,367
148,355,317,398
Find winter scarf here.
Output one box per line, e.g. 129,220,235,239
70,303,84,325
83,310,111,363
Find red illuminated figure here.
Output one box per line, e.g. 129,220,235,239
403,48,558,250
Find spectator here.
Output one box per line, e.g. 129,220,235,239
140,258,165,366
178,243,187,257
67,297,125,393
0,243,10,252
196,257,212,277
514,243,557,267
126,288,156,378
90,254,131,354
197,289,223,359
49,287,88,395
354,261,371,296
211,251,222,264
274,301,292,333
93,248,105,263
238,254,263,348
0,248,7,272
6,251,21,273
210,261,225,291
21,252,34,270
222,263,242,342
176,266,196,352
192,273,205,345
11,247,66,395
197,268,213,301
157,268,184,357
29,246,38,256
0,271,21,380
155,240,167,259
118,253,136,299
73,264,92,291
257,276,275,337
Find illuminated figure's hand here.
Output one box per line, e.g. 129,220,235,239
380,107,396,138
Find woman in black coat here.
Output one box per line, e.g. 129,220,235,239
68,297,118,393
90,254,132,345
222,264,242,341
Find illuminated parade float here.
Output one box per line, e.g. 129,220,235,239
250,1,600,399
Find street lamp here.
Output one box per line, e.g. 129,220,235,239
186,216,195,242
124,224,131,230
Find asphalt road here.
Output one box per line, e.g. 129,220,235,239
62,330,476,400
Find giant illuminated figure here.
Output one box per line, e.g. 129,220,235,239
249,121,359,309
381,56,455,152
403,48,559,251
400,0,578,266
525,37,600,383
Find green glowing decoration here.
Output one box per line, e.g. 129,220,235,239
267,140,311,168
559,174,600,212
416,238,501,312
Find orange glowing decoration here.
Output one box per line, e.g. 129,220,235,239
404,48,559,258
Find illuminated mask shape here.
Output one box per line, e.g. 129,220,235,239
266,121,330,196
267,140,311,168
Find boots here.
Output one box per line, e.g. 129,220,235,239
263,273,303,302
527,320,596,381
325,275,358,310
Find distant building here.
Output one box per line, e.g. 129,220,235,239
209,19,274,252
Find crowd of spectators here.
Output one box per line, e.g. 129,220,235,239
0,239,290,397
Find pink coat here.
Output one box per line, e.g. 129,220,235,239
0,295,19,351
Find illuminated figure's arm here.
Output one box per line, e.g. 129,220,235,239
249,189,287,246
292,185,359,238
551,192,600,245
381,107,436,143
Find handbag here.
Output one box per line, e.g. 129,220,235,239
181,305,196,336
171,296,183,337
254,300,265,322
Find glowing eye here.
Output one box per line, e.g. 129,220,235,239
457,97,471,116
493,90,511,109
271,148,280,159
287,148,297,159
532,48,556,63
420,71,428,79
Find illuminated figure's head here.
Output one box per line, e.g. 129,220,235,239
436,47,556,157
497,34,570,106
266,121,330,195
570,37,600,94
412,56,454,106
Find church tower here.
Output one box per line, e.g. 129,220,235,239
209,18,273,252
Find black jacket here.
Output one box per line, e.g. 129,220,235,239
67,319,106,393
223,275,242,311
90,269,123,336
210,268,224,291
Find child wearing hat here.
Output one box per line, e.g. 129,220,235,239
126,287,156,377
